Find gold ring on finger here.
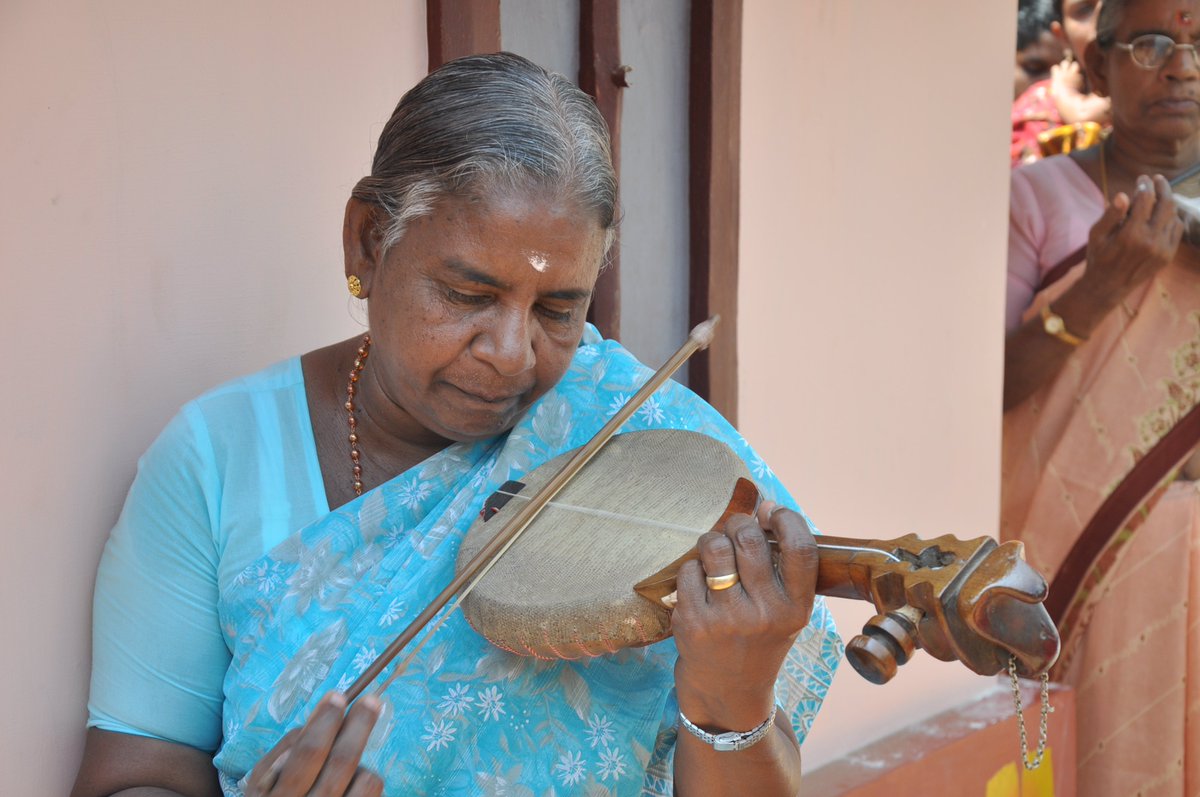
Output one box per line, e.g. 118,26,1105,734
705,572,739,591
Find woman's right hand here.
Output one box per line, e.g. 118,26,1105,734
243,692,384,797
1080,174,1184,303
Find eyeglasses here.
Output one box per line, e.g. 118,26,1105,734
1115,33,1200,69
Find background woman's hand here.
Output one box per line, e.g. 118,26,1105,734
1003,174,1180,411
669,502,819,728
1080,174,1183,303
243,692,384,797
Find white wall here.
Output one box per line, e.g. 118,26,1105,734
0,3,426,793
740,0,1016,771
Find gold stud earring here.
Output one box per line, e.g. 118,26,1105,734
347,275,363,298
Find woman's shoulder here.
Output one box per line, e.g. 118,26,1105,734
191,356,304,405
1008,153,1105,260
567,324,785,497
149,355,313,486
1012,154,1105,213
180,356,305,429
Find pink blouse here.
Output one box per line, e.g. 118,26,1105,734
1006,156,1106,332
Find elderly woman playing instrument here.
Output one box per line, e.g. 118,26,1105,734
70,53,839,797
1002,1,1200,794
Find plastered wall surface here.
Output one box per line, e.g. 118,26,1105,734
738,0,1016,771
1,0,1015,790
0,3,425,793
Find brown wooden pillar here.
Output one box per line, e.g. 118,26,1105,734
688,0,742,422
578,0,625,341
427,0,501,70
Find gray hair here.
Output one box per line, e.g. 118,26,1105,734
1096,0,1131,48
352,52,618,253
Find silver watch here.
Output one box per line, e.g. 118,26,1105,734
677,703,777,752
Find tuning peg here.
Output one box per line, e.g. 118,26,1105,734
845,606,923,684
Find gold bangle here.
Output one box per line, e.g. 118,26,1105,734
1040,304,1085,346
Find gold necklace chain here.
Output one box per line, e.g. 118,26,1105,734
346,334,371,496
1100,134,1110,200
1007,655,1053,770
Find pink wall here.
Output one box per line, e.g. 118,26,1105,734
0,3,426,793
738,0,1018,771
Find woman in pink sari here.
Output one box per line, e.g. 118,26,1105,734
1002,1,1200,794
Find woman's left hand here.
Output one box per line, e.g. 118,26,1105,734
670,501,819,728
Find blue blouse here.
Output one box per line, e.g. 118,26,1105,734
89,356,328,750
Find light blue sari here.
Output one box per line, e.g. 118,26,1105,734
214,327,841,796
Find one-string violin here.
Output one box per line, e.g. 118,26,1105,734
341,316,723,702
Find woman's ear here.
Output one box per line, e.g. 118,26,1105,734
1050,20,1069,49
343,197,383,298
1084,40,1110,97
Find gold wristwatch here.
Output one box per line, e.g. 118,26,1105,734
1040,304,1085,347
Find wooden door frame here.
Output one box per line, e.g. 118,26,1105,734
687,0,741,422
426,0,501,70
426,0,741,422
578,0,625,342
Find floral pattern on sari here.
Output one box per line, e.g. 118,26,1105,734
213,327,841,796
1134,312,1200,459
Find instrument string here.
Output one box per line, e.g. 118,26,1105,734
491,490,903,562
492,490,718,535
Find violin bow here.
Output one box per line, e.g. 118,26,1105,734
342,316,721,701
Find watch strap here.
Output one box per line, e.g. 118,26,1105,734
678,703,777,752
1040,304,1085,346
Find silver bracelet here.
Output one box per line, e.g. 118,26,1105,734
677,703,777,752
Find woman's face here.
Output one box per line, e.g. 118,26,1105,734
1092,0,1200,142
360,187,607,446
1016,30,1066,98
1057,0,1102,59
